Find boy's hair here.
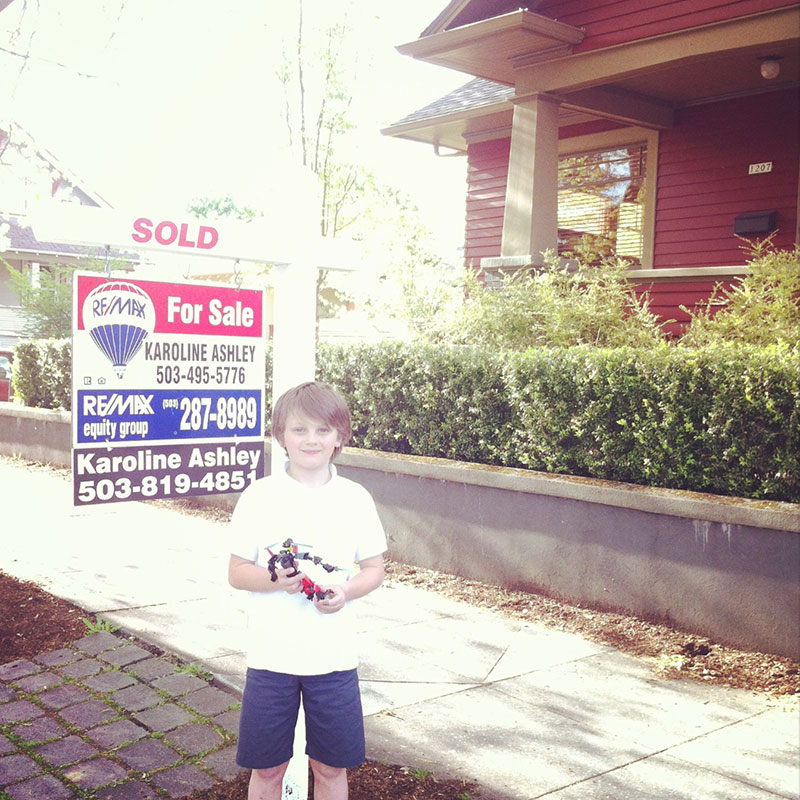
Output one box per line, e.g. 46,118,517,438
271,381,351,460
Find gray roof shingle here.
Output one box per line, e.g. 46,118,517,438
2,215,136,264
389,77,513,127
2,214,106,258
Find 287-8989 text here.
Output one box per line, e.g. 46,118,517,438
179,396,258,432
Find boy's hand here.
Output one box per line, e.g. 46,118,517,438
274,566,305,595
314,584,346,614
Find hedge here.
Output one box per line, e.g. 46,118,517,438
316,341,798,503
11,339,71,411
316,341,514,465
8,338,799,503
498,343,799,502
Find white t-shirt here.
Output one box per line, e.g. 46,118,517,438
229,463,387,675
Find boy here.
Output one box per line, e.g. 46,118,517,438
228,381,387,800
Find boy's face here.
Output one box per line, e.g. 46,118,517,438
281,410,342,480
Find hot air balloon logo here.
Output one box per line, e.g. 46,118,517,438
82,281,156,379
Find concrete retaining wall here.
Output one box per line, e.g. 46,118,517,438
2,403,798,659
0,404,72,466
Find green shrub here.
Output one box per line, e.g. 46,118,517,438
3,259,107,339
443,255,667,350
502,343,798,501
318,341,515,464
681,241,800,347
11,339,71,410
676,343,799,501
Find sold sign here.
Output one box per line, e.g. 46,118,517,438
28,203,299,265
28,201,363,271
131,218,219,250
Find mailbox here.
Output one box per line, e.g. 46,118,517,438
734,210,777,235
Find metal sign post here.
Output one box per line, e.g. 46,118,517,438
270,260,318,474
264,259,316,800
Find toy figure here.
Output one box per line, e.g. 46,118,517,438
266,538,343,601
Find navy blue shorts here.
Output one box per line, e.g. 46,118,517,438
236,668,366,770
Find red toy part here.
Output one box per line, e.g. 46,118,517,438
301,576,332,601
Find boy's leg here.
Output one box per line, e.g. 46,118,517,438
248,762,290,800
301,668,364,800
238,668,302,798
309,758,348,800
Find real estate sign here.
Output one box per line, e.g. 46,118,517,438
72,272,266,506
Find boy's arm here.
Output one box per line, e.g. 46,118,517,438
315,554,385,614
228,554,304,595
343,555,385,601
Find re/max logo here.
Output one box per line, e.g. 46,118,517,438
82,394,155,416
92,295,148,318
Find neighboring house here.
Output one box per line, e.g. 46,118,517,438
383,1,800,334
0,122,119,348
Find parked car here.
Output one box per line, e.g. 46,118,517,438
0,350,13,401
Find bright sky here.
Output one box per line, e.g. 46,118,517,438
0,0,468,255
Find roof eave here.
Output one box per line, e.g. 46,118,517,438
397,10,585,85
382,95,515,150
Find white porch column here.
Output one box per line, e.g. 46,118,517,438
501,93,561,264
30,261,41,288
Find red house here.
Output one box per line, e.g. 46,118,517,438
383,1,800,334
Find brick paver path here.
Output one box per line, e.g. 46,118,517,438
0,632,244,798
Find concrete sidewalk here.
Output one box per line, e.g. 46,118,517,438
1,457,798,799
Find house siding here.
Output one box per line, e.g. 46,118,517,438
465,139,509,266
654,89,799,268
464,88,797,332
536,0,796,52
466,90,799,271
633,279,737,337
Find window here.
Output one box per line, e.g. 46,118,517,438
557,144,647,265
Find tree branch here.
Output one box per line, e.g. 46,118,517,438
296,0,308,166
